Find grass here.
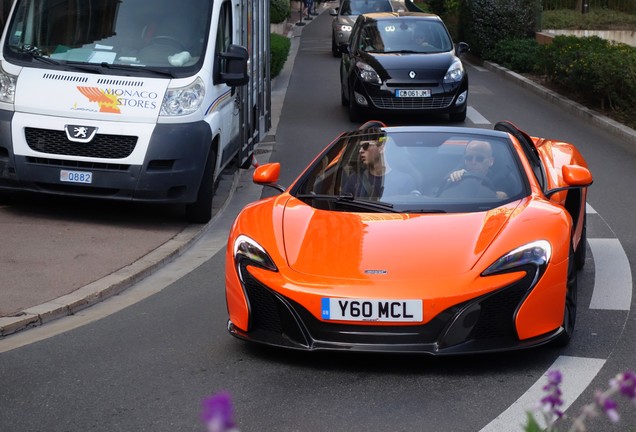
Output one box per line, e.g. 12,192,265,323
542,8,636,30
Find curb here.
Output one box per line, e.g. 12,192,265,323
480,60,636,146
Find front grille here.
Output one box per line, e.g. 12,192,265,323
26,157,130,171
370,96,454,109
25,128,137,159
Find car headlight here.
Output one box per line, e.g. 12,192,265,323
0,62,17,104
233,235,278,273
443,59,464,83
160,77,205,116
482,240,552,277
335,24,352,32
356,61,381,84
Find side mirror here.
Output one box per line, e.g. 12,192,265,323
456,42,470,55
545,165,593,198
329,8,339,16
216,44,249,87
253,163,285,192
562,164,593,187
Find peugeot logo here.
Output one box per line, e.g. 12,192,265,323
65,125,98,143
409,71,416,79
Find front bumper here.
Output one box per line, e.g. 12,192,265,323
227,264,563,355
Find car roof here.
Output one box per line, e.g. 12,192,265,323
371,126,509,139
361,11,443,22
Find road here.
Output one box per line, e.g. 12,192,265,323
1,9,636,432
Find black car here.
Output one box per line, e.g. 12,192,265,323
340,12,469,122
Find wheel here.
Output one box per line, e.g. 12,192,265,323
437,172,496,198
449,106,467,122
332,34,341,58
574,214,587,270
186,148,217,224
148,35,186,51
552,251,578,347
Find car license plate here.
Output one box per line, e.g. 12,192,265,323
60,169,93,184
321,298,422,322
396,89,431,98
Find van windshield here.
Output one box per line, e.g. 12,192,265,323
3,0,211,71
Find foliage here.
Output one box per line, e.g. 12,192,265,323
270,32,291,78
270,0,291,24
488,38,540,73
536,35,636,113
542,8,636,30
461,0,541,58
525,370,636,431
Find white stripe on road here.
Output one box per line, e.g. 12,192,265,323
589,239,632,310
467,106,490,124
586,203,597,214
480,356,605,432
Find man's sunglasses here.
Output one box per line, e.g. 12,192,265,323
360,141,378,150
464,154,487,163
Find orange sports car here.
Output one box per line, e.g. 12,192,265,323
225,121,592,354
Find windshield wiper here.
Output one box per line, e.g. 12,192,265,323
295,193,397,212
99,62,176,78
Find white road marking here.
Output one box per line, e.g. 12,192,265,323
586,203,597,214
467,106,490,124
471,65,488,72
589,239,632,310
480,356,606,432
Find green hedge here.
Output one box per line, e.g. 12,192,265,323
489,38,540,73
271,0,290,24
270,33,291,78
537,35,636,112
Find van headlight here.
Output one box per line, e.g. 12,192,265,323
0,63,17,104
160,77,205,116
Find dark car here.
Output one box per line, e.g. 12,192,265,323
340,12,470,122
330,0,395,57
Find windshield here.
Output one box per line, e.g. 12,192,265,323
3,0,211,71
358,19,453,53
340,0,392,15
292,129,528,214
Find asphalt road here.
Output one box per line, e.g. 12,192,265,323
2,7,636,432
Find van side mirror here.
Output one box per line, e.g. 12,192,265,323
456,42,470,55
216,44,249,87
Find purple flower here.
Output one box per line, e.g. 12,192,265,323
596,390,620,423
540,370,564,419
201,392,236,432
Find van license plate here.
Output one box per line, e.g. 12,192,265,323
321,298,422,322
396,89,431,98
60,170,93,184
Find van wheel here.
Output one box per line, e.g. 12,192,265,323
186,149,217,224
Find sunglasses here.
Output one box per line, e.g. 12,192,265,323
464,154,487,163
360,141,378,151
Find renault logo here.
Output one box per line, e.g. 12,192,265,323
409,71,416,79
65,125,98,143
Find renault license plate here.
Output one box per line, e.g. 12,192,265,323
396,89,431,98
321,298,422,322
60,169,93,184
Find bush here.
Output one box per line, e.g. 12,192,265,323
461,0,541,57
489,37,540,73
271,0,290,24
270,33,291,78
541,8,636,30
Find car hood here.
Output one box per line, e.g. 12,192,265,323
363,52,457,81
281,198,521,279
335,15,358,26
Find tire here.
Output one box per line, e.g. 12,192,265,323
332,34,341,58
340,83,348,106
574,214,587,270
552,251,578,347
185,148,217,224
449,106,467,122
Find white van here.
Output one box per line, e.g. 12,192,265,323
0,0,271,223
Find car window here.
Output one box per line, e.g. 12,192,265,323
359,19,453,53
292,130,529,213
341,0,392,15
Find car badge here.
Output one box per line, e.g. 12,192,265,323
365,270,388,275
409,71,416,79
65,125,98,143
